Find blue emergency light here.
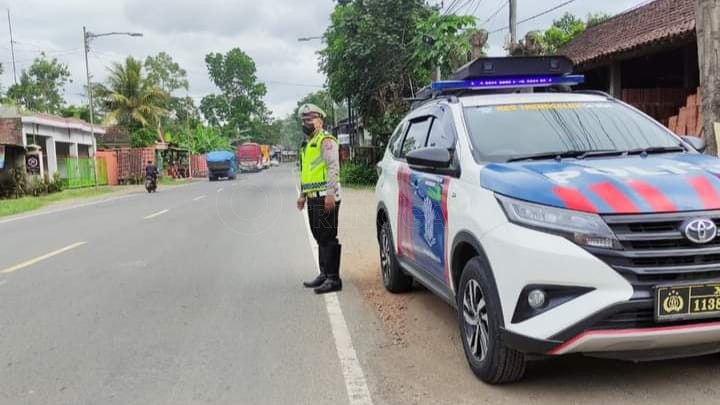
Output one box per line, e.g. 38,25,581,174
430,74,585,91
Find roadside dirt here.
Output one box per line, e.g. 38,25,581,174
340,187,720,405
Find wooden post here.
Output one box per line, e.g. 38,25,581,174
696,0,720,155
609,61,622,98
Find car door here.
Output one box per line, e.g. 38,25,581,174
398,107,458,287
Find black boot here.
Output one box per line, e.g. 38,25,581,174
304,245,328,288
303,273,327,288
315,244,342,294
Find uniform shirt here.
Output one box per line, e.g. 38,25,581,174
321,137,342,201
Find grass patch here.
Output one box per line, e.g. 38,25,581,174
158,177,192,186
0,187,117,218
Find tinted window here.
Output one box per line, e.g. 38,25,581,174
463,102,681,162
427,113,456,150
388,121,408,157
399,118,432,158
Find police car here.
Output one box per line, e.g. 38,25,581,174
374,56,720,384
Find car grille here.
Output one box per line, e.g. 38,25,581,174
585,211,720,326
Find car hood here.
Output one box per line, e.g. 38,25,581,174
480,153,720,214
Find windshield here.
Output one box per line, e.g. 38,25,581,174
463,102,682,162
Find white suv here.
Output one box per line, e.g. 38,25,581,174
375,57,720,384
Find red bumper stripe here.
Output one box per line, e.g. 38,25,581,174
689,176,720,209
626,180,677,212
590,182,639,213
548,321,720,355
553,186,597,213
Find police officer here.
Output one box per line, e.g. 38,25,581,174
296,104,343,294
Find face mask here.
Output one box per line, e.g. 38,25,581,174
302,124,315,136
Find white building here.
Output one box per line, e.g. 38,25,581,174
0,108,104,179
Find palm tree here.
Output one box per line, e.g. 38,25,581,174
96,57,168,132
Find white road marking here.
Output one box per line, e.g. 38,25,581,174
143,209,169,219
1,242,87,274
217,188,224,193
298,186,373,405
193,195,207,201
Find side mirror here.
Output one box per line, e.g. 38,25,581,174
681,136,706,153
406,147,452,169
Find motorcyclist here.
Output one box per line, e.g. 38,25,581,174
145,161,158,184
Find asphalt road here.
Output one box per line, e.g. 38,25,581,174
0,166,376,405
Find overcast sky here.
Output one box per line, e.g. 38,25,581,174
0,0,647,119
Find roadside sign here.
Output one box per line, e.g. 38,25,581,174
338,133,350,145
26,154,40,174
0,145,4,170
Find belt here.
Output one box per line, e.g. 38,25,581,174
306,190,329,198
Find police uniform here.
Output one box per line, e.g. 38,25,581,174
299,104,343,294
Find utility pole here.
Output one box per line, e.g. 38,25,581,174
509,0,518,48
82,26,99,189
696,0,720,156
7,9,17,85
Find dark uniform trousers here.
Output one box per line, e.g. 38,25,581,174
307,197,342,279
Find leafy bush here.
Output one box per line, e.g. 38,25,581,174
130,128,159,147
340,162,378,186
49,172,64,193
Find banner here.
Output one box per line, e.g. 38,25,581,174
0,145,5,170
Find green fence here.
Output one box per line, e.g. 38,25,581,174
63,158,108,188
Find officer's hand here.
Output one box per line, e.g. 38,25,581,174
324,194,336,212
297,196,306,211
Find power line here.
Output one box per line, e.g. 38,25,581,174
488,0,579,34
479,0,507,25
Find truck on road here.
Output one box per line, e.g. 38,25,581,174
237,143,263,172
206,151,238,181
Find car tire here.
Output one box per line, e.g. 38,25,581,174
379,221,413,293
457,257,526,384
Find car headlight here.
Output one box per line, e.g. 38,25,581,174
496,194,620,249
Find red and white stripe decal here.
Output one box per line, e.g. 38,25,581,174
553,186,598,213
548,321,720,355
689,176,720,210
625,180,677,212
590,182,640,213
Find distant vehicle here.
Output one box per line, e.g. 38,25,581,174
206,150,238,181
236,143,263,172
260,145,271,169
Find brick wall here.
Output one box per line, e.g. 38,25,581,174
0,118,23,146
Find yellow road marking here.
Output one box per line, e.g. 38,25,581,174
1,242,87,274
143,209,169,219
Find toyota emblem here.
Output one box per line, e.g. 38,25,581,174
682,218,718,244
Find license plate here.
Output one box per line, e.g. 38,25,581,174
656,283,720,321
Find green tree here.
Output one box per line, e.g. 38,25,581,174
541,13,586,54
7,55,71,114
413,13,478,79
321,0,474,145
59,105,91,122
541,12,611,54
321,0,434,144
95,56,169,137
144,52,189,95
176,125,231,154
587,12,611,27
200,48,269,141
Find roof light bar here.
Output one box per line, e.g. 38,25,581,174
430,74,585,91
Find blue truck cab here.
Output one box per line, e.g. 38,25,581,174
206,151,238,181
